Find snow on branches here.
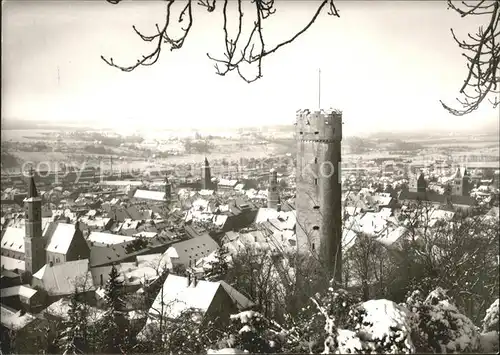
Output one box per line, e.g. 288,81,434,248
479,298,499,352
403,288,481,353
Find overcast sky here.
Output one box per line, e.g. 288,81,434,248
2,0,498,134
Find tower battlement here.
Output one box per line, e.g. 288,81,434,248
296,108,342,142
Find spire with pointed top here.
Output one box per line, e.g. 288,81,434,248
204,157,210,167
28,168,38,198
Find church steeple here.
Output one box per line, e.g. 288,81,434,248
28,168,38,198
164,174,172,203
202,157,212,190
268,168,279,209
24,169,45,278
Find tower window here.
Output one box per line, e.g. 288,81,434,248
314,178,318,185
314,131,319,135
312,243,315,251
313,206,320,210
312,226,320,230
314,157,318,164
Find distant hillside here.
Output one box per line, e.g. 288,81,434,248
1,118,93,131
0,151,20,169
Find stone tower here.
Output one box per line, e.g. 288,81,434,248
165,175,172,202
417,172,427,193
201,157,212,190
452,167,471,196
296,108,342,282
267,168,279,209
24,170,46,277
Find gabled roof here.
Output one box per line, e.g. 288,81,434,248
0,256,25,272
219,281,255,310
165,234,218,265
376,226,409,247
45,223,77,254
89,235,173,267
1,305,37,330
33,259,94,296
0,284,37,299
44,298,105,324
1,227,25,253
149,274,219,320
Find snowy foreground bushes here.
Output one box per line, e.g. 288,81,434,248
209,285,499,354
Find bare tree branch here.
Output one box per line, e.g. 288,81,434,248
101,0,339,82
441,0,500,115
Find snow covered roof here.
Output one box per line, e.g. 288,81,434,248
218,179,238,187
254,208,296,229
136,253,172,271
149,274,220,319
1,227,25,253
33,259,94,296
133,189,166,201
165,234,219,266
133,231,158,239
45,223,77,254
1,305,36,330
0,256,25,272
87,231,135,245
0,284,37,299
44,298,104,324
376,226,408,247
192,198,209,210
212,214,228,227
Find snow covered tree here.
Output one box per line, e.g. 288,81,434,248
58,287,85,355
99,265,130,353
282,284,361,353
479,298,499,352
136,307,220,354
404,287,481,353
204,247,230,281
213,310,283,353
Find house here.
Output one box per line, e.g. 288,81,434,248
0,220,90,273
0,284,45,313
0,270,23,289
398,190,476,211
0,305,48,355
140,274,254,338
90,256,169,291
1,227,25,262
43,297,105,326
89,234,174,268
164,234,219,269
217,179,239,191
31,259,94,300
45,222,90,265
